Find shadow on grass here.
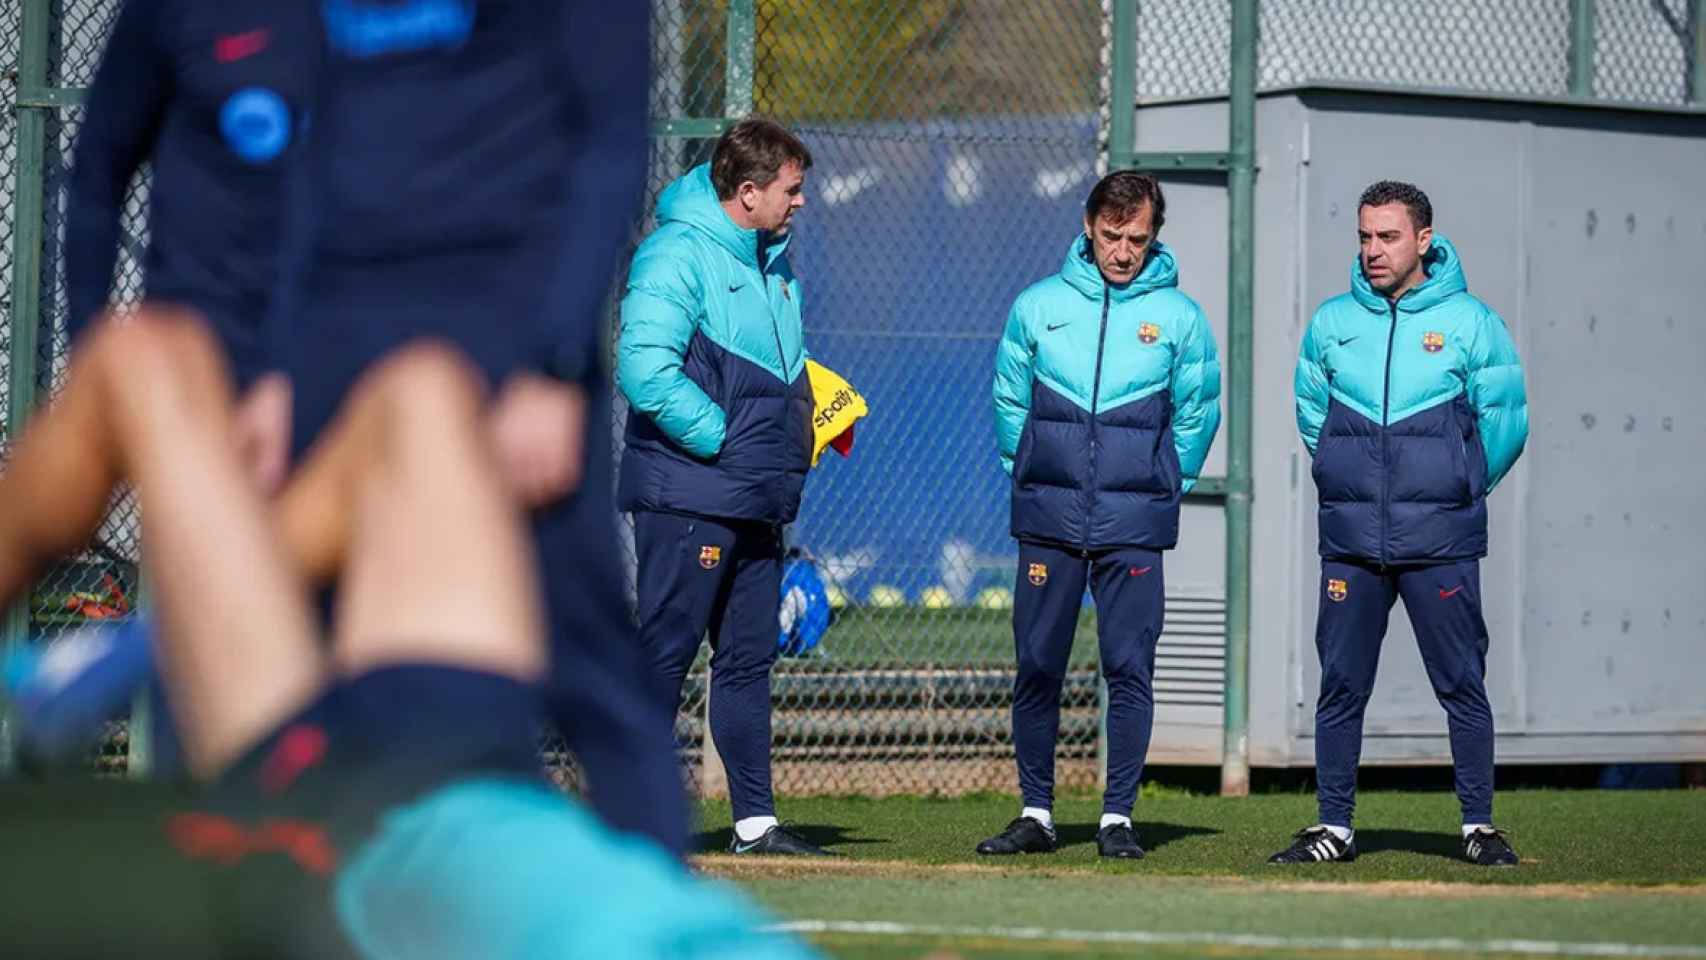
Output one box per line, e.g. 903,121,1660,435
692,823,892,855
1354,828,1465,861
1055,821,1221,854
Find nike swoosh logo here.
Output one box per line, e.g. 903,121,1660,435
728,284,745,292
1439,586,1464,599
215,28,272,63
1334,335,1359,347
1046,321,1070,331
1129,566,1152,576
732,839,763,853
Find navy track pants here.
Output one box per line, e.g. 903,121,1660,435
1313,558,1495,828
1012,540,1164,817
634,510,782,823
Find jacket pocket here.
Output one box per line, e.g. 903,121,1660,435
1454,401,1483,504
1013,417,1038,482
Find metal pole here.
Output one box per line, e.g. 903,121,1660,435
1,0,52,773
1689,0,1705,104
1108,0,1138,170
1220,0,1258,798
1569,0,1596,98
724,0,755,119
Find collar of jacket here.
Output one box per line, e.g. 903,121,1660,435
654,163,793,271
1059,234,1179,302
1349,232,1468,314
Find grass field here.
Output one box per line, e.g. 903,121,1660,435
783,608,1100,667
694,789,1706,959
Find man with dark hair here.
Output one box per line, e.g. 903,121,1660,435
1272,180,1528,867
984,170,1221,859
616,116,825,856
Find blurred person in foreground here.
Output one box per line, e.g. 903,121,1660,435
67,0,317,488
271,0,690,856
984,171,1221,859
1271,180,1528,867
9,0,320,765
616,117,827,856
0,309,817,959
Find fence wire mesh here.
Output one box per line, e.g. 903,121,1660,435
1595,0,1696,103
643,0,1116,798
2,0,1700,787
1135,0,1693,105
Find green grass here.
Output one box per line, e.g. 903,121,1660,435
701,790,1706,884
785,608,1093,667
695,790,1706,958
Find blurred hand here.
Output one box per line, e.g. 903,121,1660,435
489,373,587,507
235,372,292,496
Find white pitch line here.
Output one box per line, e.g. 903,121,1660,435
772,920,1706,958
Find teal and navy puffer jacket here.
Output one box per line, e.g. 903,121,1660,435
616,164,813,524
993,237,1222,550
1295,234,1528,564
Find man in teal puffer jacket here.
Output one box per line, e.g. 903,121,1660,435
984,172,1221,859
1270,181,1528,868
617,118,825,857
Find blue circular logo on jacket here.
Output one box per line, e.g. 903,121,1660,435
219,87,291,164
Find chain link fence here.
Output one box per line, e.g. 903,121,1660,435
1135,0,1697,105
2,1,20,437
3,0,148,773
3,0,1701,788
648,0,1117,797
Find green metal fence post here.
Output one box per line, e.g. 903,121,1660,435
1097,0,1140,791
725,0,756,119
1,0,53,772
1690,0,1705,104
1570,0,1596,97
1108,1,1137,170
1220,0,1258,798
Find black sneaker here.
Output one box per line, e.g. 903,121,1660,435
1268,825,1357,864
1463,827,1519,867
1096,822,1145,859
975,816,1058,855
728,823,831,856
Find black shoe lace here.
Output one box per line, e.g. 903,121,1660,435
773,821,813,845
1286,826,1340,857
1000,817,1036,840
1468,827,1512,854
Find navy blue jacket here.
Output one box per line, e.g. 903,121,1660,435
615,165,813,525
993,237,1221,551
67,0,317,386
278,0,649,451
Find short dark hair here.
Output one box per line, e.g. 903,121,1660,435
1085,171,1166,231
1358,180,1432,229
710,117,813,200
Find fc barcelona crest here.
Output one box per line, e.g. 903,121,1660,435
1422,331,1445,353
1027,563,1049,587
1327,578,1348,603
699,545,722,570
1138,322,1161,345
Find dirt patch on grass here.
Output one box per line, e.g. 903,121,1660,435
695,854,1706,899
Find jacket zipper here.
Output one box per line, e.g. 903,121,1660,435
758,237,797,507
1083,285,1112,552
1380,299,1398,567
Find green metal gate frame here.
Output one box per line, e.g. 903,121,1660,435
2,0,54,773
1105,0,1257,795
